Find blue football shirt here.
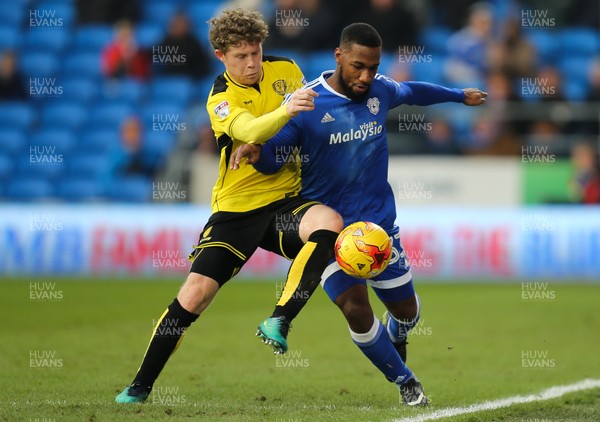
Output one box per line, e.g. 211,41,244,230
255,71,464,232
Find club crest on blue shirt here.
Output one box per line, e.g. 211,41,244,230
367,97,380,115
272,79,287,96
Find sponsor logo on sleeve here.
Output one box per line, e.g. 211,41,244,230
214,101,230,119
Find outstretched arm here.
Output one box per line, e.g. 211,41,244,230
385,77,487,107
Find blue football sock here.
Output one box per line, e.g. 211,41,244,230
349,316,413,385
386,294,421,343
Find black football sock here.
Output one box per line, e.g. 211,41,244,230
272,229,338,321
132,298,199,387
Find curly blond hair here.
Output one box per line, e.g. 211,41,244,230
208,8,269,52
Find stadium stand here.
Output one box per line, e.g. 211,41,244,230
0,0,598,203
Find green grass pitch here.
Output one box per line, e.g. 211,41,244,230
1,278,599,421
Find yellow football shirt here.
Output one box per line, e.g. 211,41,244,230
206,56,305,213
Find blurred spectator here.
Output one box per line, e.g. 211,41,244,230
429,0,479,29
565,0,600,28
537,66,566,102
570,142,600,204
77,0,141,24
101,21,151,80
465,114,501,152
423,119,462,154
388,61,412,82
352,0,420,51
445,2,494,86
265,0,340,52
488,17,536,82
583,60,600,135
111,116,156,178
587,60,600,102
525,120,570,158
0,51,28,101
155,13,212,79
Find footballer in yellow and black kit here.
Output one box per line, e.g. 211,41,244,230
189,56,321,285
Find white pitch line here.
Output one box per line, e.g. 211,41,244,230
394,378,600,422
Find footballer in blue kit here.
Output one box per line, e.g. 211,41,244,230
231,23,486,406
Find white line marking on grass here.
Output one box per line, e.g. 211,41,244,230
394,378,600,422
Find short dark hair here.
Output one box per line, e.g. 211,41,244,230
339,23,382,49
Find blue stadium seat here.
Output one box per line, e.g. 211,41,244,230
61,78,99,103
563,79,588,102
79,129,120,155
66,153,113,178
0,153,14,180
100,78,147,103
525,30,558,66
420,26,452,54
410,58,446,85
0,25,19,49
559,56,593,85
0,129,27,156
136,23,164,48
34,2,76,27
22,27,70,52
194,76,216,102
560,28,599,57
7,178,55,201
140,101,185,127
189,3,220,41
73,26,113,52
304,51,333,81
0,103,36,130
17,154,65,180
143,1,178,25
57,178,105,202
31,128,76,152
89,102,133,129
150,76,193,104
62,53,102,78
107,176,152,202
189,3,220,25
0,4,24,26
41,102,88,130
20,51,60,77
141,131,176,169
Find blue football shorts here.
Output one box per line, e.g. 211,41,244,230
320,225,415,303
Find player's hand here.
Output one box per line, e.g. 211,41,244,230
286,88,319,117
230,143,262,170
463,88,487,106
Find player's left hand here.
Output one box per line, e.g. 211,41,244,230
230,143,262,170
462,88,487,106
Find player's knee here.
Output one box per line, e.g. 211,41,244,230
300,205,343,239
320,207,344,233
177,273,220,315
388,295,419,321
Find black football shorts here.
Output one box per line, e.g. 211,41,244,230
188,197,321,286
